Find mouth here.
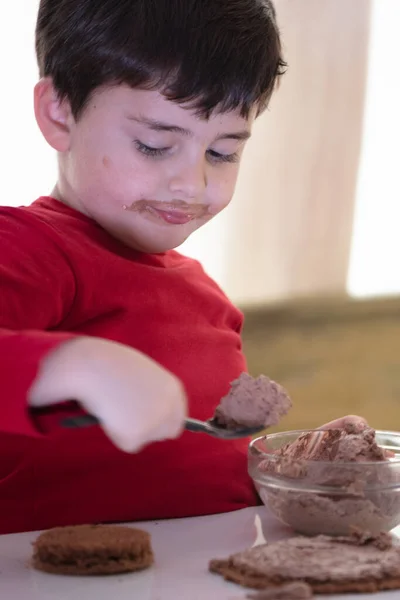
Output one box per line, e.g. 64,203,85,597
150,207,199,225
125,201,208,225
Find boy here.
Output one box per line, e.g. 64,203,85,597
0,0,363,534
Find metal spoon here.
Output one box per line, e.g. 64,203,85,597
61,414,264,439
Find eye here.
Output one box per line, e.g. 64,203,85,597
134,141,170,158
207,149,239,164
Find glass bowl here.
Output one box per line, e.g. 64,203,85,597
248,429,400,536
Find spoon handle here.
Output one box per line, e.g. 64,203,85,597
183,417,211,433
61,414,99,428
60,414,207,433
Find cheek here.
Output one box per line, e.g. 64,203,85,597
209,169,238,212
69,122,163,201
98,151,163,205
98,155,122,192
69,131,105,180
102,155,112,168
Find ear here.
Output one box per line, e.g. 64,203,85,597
34,78,74,152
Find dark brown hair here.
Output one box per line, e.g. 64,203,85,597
36,0,286,120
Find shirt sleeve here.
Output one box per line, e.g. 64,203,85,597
0,208,77,436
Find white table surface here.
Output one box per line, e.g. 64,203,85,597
0,506,399,599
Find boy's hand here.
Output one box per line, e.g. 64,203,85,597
29,337,187,452
318,415,368,431
319,415,394,457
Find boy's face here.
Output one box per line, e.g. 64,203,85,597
43,85,255,253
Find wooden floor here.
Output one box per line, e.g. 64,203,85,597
242,296,400,432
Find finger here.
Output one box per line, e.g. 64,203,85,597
149,415,185,442
318,415,368,431
151,393,187,441
385,449,396,458
100,422,146,453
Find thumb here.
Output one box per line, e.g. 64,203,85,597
318,415,368,431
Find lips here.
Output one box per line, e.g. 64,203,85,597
125,201,208,225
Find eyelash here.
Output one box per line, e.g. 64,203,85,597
207,149,239,164
134,141,168,158
134,141,239,164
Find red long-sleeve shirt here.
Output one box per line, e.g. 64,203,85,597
0,196,258,534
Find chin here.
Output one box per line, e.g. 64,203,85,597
106,220,187,253
124,233,187,254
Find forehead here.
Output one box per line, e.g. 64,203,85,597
89,85,257,131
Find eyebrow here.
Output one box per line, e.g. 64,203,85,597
127,116,251,142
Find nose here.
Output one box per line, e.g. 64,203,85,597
168,157,207,199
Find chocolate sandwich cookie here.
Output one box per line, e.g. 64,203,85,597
210,530,400,594
33,524,154,575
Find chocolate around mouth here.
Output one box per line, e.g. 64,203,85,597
124,200,209,220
